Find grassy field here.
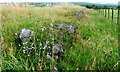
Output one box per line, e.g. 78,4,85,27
1,4,119,70
0,6,2,71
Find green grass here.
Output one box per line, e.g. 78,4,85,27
0,6,2,69
1,4,119,70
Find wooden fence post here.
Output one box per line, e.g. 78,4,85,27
101,9,104,15
117,9,120,25
108,8,110,19
100,9,102,14
99,9,100,13
112,8,114,21
105,9,107,17
103,9,105,16
101,9,103,14
100,9,101,13
103,9,105,15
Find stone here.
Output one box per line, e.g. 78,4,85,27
54,24,67,33
52,43,64,54
67,23,75,33
54,23,76,33
19,29,35,43
46,54,52,61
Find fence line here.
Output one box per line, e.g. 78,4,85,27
98,8,120,24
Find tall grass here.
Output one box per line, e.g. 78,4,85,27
0,6,2,69
1,4,119,70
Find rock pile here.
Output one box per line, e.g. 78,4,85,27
54,23,76,33
75,10,85,23
15,23,77,70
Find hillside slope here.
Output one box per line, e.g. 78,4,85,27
1,4,119,70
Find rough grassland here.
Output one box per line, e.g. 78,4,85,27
1,4,119,70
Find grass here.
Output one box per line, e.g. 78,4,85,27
1,4,119,70
0,6,2,69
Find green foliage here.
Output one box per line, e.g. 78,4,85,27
1,5,119,71
116,6,120,9
103,5,108,9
